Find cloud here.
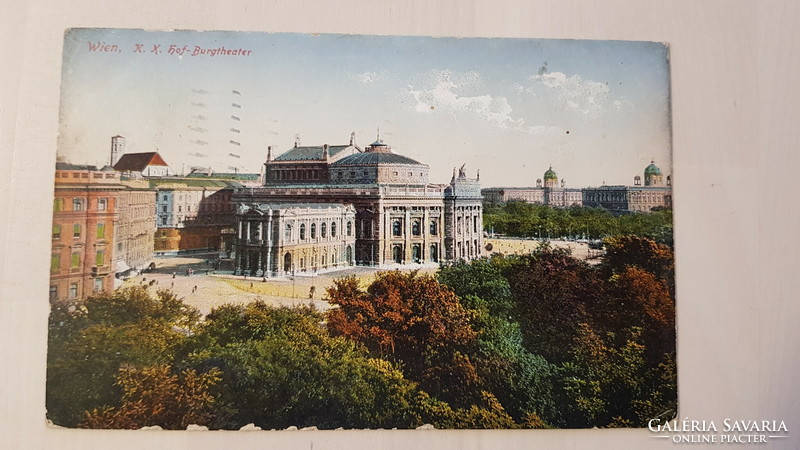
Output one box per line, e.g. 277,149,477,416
529,72,612,114
407,70,561,135
351,70,388,86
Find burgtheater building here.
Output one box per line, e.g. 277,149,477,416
231,134,483,276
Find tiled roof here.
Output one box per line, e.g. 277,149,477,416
113,152,169,171
274,145,352,161
333,152,425,166
55,162,98,171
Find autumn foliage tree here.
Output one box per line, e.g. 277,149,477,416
505,245,604,364
326,271,480,406
80,364,222,429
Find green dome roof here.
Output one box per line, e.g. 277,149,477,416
644,161,662,176
543,166,558,180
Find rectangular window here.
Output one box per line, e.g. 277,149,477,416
53,198,63,212
69,283,78,299
73,224,81,238
71,253,80,269
49,285,58,300
95,250,105,267
94,278,103,292
50,255,60,273
52,224,61,239
72,198,84,211
96,223,105,238
162,205,168,213
97,198,107,210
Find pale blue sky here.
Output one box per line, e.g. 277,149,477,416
58,29,671,187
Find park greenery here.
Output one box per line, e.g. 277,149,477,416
483,201,674,245
47,235,676,429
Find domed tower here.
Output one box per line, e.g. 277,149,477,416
543,166,559,188
644,160,664,186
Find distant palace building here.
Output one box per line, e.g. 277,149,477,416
483,162,671,213
482,166,583,207
231,133,483,276
582,161,672,212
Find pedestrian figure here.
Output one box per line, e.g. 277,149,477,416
250,282,254,289
192,285,197,293
172,272,176,279
309,286,316,299
170,282,174,288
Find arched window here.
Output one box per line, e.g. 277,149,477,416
429,220,438,235
310,223,316,239
412,219,421,236
284,253,292,272
346,221,352,237
412,244,421,263
300,223,306,240
284,224,292,241
331,222,337,237
392,245,402,263
392,219,402,237
321,223,327,238
430,244,438,262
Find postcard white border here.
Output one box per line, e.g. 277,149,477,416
2,1,799,449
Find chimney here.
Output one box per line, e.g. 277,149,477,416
267,145,272,162
323,144,329,160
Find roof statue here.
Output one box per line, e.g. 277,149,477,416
458,164,467,178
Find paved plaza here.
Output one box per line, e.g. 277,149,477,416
122,252,438,316
122,239,597,316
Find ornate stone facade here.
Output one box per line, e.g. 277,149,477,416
232,135,483,272
234,203,356,276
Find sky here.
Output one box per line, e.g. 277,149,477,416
57,29,672,188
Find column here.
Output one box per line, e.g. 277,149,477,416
404,207,410,264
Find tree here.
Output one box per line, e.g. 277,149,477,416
595,266,676,360
601,235,675,295
326,271,479,406
80,364,222,429
47,287,199,427
437,258,514,317
506,245,603,364
192,303,423,429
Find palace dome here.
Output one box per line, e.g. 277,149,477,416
644,161,662,176
543,166,558,181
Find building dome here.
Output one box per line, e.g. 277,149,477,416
644,161,662,176
644,160,665,186
543,166,558,181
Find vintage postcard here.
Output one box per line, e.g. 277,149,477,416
47,29,674,430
